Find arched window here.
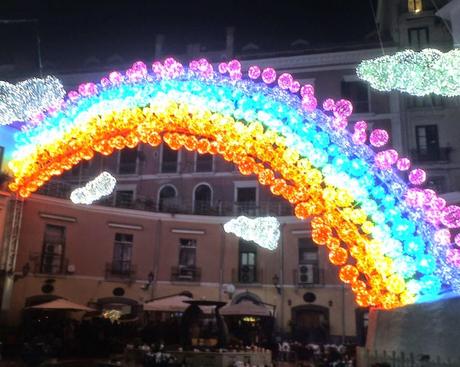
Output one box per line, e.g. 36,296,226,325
193,184,212,214
158,185,177,212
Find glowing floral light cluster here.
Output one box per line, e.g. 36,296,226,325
70,172,116,205
357,49,460,96
102,309,122,323
7,57,460,309
0,76,65,125
224,216,280,251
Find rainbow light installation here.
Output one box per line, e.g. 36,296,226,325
224,216,281,251
7,57,460,309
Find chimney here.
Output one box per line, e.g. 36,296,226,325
154,34,164,59
226,27,235,59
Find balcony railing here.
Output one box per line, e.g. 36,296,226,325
410,147,452,163
37,181,294,217
105,261,136,280
232,267,264,284
33,256,69,275
171,266,201,282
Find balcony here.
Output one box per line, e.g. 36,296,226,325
37,181,294,217
105,261,136,280
33,256,69,275
410,147,452,163
171,266,201,282
232,267,264,285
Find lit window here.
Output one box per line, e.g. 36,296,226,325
408,0,423,14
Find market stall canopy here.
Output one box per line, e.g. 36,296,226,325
26,298,96,312
220,301,272,317
143,295,215,313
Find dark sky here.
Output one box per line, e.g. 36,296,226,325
0,0,378,74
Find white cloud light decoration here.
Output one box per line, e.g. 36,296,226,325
0,76,65,125
70,171,117,205
356,48,460,97
224,216,280,251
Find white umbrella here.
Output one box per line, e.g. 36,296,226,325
27,298,96,312
144,295,215,314
220,300,272,317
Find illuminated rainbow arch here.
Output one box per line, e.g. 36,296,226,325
8,58,460,309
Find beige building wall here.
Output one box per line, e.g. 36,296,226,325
7,194,360,341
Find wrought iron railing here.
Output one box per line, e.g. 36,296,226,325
171,266,201,282
232,267,264,284
410,147,452,163
106,261,137,280
37,181,294,217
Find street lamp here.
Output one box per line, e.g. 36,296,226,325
272,274,281,295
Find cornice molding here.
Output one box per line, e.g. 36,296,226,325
27,193,305,225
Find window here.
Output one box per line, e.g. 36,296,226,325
119,148,138,174
112,233,133,275
341,81,369,113
416,125,440,161
236,186,257,215
115,190,134,208
41,225,66,274
408,27,429,49
161,145,179,173
196,153,213,172
298,238,319,265
407,94,443,108
194,184,212,214
408,0,422,14
158,185,177,212
239,240,257,283
179,239,197,268
298,237,319,284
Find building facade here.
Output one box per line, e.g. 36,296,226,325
0,0,457,346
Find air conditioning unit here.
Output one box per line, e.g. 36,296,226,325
298,264,314,285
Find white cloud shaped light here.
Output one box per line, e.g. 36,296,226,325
0,76,65,125
70,171,117,205
357,48,460,97
224,216,280,251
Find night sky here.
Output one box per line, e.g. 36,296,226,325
0,0,378,75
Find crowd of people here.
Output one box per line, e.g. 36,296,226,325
274,341,356,367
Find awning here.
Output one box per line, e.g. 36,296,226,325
220,300,272,317
143,295,215,314
26,299,96,312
